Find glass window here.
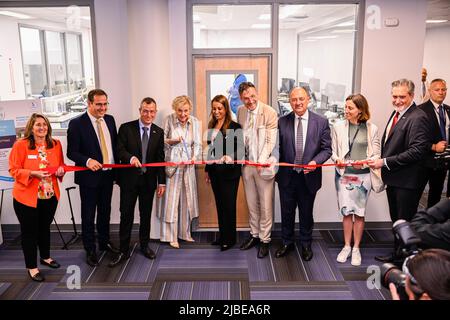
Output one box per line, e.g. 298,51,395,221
45,30,68,96
193,5,271,49
19,27,47,98
277,4,358,124
65,33,84,92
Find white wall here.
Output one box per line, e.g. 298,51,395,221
278,28,297,88
423,25,450,105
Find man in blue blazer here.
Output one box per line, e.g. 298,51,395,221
275,87,331,261
67,89,119,267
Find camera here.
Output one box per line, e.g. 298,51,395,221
380,263,409,300
392,219,421,259
380,220,422,299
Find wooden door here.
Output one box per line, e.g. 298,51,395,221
193,55,271,228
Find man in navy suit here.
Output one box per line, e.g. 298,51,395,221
275,87,332,261
368,79,430,263
418,79,449,208
67,89,119,267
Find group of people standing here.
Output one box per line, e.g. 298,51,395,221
8,76,448,281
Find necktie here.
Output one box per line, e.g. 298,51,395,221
141,127,149,173
438,105,446,141
422,82,426,98
294,116,303,173
96,118,109,164
388,112,400,136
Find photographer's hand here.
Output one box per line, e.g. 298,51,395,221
389,283,400,300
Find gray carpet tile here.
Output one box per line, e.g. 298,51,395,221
250,281,353,300
0,227,398,300
346,281,386,300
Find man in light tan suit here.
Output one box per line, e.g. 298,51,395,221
237,82,278,259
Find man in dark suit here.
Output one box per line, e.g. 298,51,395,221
418,79,449,208
109,97,166,267
368,79,431,262
275,87,332,261
67,89,119,267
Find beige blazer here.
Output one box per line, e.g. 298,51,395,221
237,101,278,164
331,120,385,193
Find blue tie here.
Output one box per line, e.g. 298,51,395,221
438,105,446,141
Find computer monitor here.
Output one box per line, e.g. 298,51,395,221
298,82,311,97
309,78,320,93
280,78,295,94
320,94,328,109
325,83,346,102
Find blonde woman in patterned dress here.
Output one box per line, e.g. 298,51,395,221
331,94,384,266
157,96,201,248
9,113,65,282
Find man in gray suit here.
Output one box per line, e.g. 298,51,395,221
237,82,278,259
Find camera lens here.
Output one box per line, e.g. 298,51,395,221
381,263,409,300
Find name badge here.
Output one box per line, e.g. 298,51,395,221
27,155,38,159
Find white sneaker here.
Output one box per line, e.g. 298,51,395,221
336,246,352,263
351,248,361,266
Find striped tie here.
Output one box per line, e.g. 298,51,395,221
294,116,303,173
96,118,109,164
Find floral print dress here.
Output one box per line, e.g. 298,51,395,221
37,145,55,199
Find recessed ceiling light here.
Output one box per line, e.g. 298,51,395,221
0,10,33,19
251,23,270,29
193,14,201,22
258,14,271,21
426,19,448,23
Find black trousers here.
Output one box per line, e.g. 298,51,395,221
209,173,240,246
420,167,447,208
13,197,58,269
279,171,316,247
79,170,114,252
119,175,156,253
386,186,421,222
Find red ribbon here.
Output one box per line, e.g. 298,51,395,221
45,160,369,174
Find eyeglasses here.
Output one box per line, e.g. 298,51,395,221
94,102,109,107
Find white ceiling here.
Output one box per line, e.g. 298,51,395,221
0,6,92,29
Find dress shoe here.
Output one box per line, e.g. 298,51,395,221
220,244,232,251
99,242,120,254
275,243,295,258
301,245,313,261
40,258,61,269
239,237,260,250
170,241,179,249
141,246,156,259
86,251,99,267
108,252,130,267
28,270,45,282
374,253,394,263
184,236,195,242
257,242,270,259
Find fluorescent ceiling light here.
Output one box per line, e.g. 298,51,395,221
193,14,201,22
259,14,271,20
302,39,317,42
251,23,270,29
0,10,33,19
81,16,91,21
335,21,355,27
426,19,448,23
331,29,356,34
307,35,338,40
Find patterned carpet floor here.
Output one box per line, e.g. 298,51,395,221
0,226,394,300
